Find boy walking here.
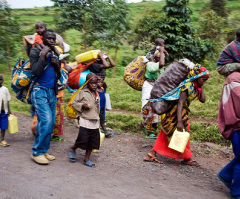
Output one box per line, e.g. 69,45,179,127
0,74,11,146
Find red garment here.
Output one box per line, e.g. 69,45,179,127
218,72,240,140
32,34,43,47
152,124,192,159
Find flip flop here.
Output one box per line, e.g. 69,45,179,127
69,152,76,162
51,136,65,142
145,134,157,139
0,140,10,147
82,160,96,168
144,156,163,164
181,160,201,167
217,173,231,189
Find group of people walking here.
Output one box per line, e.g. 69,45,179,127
0,21,240,198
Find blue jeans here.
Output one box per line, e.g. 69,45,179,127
219,130,240,197
31,85,57,156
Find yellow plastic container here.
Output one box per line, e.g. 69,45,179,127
7,114,19,134
92,130,105,152
75,50,100,64
168,129,189,153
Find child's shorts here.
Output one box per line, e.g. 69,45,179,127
0,111,8,130
75,127,100,150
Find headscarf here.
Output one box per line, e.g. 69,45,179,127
187,64,209,99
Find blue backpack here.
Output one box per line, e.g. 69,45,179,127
11,58,69,104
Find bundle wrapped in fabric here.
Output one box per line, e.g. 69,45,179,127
150,59,195,115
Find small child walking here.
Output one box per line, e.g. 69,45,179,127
97,77,111,138
0,74,11,146
69,73,100,167
33,21,70,61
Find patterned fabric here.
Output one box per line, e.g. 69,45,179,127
124,56,147,91
11,58,69,104
23,33,65,57
150,69,209,103
217,40,240,67
67,60,96,89
32,97,64,136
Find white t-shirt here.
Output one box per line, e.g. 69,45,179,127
0,86,11,113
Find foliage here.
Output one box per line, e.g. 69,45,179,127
88,0,131,50
163,0,192,23
51,0,131,52
210,0,227,17
0,0,21,69
196,9,226,41
131,5,214,63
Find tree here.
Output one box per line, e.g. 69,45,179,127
52,0,131,77
210,0,227,17
0,0,21,69
51,0,98,50
131,0,214,63
88,0,131,77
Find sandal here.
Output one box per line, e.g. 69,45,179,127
0,140,10,147
145,134,157,139
181,160,201,167
69,152,76,162
82,160,96,168
51,136,65,142
144,156,163,164
145,152,163,164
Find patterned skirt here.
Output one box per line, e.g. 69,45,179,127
31,97,64,136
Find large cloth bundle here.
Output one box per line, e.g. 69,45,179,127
23,33,65,57
67,60,96,89
124,56,147,91
150,61,192,115
11,58,69,104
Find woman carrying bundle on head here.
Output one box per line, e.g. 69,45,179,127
144,64,209,166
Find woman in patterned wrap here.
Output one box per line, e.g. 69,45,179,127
144,64,209,166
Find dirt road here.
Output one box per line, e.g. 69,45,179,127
0,112,232,199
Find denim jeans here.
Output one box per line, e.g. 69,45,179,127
219,130,240,197
31,85,57,156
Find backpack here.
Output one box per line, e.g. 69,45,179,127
11,59,36,103
11,58,69,104
123,56,147,91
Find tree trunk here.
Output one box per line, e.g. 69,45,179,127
114,48,118,78
83,15,87,50
6,43,11,70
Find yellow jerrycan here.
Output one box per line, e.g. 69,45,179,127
7,114,19,134
92,129,105,152
168,129,190,153
75,50,100,64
